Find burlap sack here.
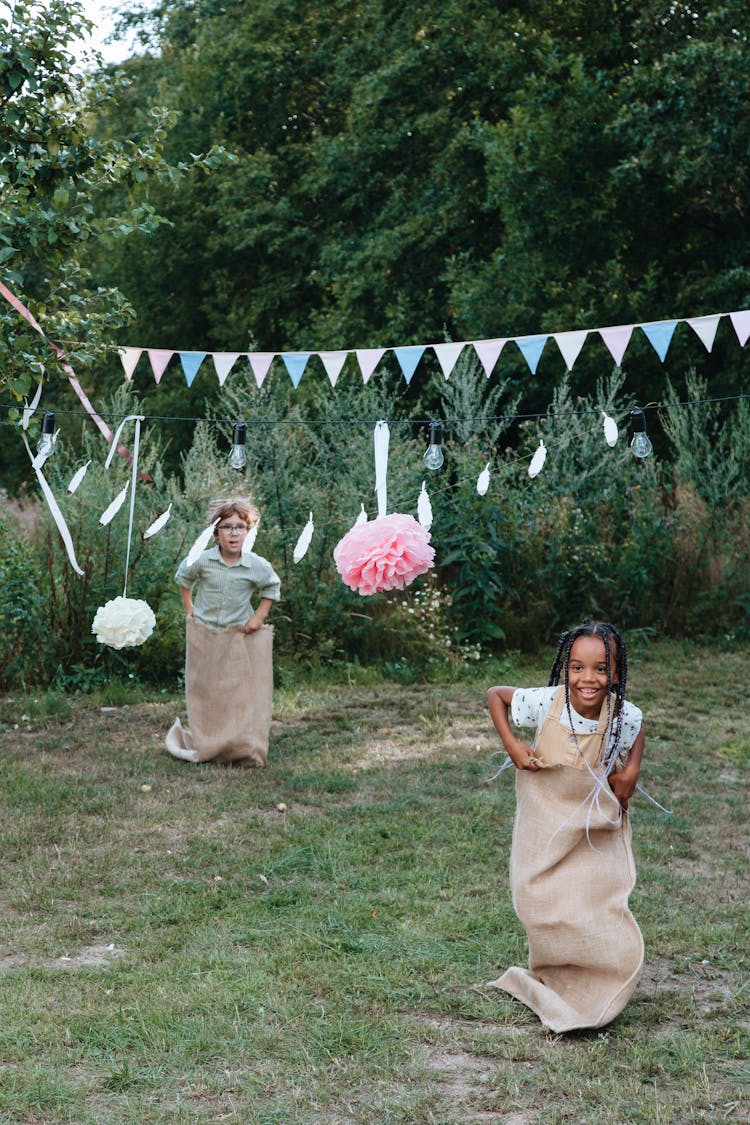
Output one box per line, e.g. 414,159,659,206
166,617,273,766
488,767,644,1033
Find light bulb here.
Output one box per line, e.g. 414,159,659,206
423,419,444,470
229,421,247,469
36,410,56,461
630,432,653,459
629,409,653,459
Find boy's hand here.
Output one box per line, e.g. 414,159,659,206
243,612,266,633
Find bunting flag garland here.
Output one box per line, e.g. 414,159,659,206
476,462,491,496
115,306,750,388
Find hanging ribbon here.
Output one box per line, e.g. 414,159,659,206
373,420,390,518
0,278,143,470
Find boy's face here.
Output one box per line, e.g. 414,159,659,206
567,635,617,718
215,511,249,558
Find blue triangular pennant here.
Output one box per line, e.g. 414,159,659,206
515,335,548,374
282,352,311,388
641,321,678,362
178,351,206,386
393,345,426,384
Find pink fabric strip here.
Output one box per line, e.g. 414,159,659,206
0,278,141,471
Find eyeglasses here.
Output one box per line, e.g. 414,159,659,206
218,523,248,533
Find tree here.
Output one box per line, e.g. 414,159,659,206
0,0,225,406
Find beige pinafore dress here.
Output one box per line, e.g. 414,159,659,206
488,687,644,1033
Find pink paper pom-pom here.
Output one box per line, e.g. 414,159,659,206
333,513,435,596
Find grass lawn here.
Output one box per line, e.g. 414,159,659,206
0,641,747,1124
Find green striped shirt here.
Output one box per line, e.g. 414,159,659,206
175,546,281,628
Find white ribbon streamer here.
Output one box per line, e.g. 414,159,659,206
373,420,390,518
22,435,84,576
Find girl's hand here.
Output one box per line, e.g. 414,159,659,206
508,740,542,771
243,612,266,633
609,766,639,810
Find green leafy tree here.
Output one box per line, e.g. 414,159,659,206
0,0,227,503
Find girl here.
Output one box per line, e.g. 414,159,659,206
486,621,645,1033
166,497,281,767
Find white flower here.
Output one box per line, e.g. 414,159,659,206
91,597,156,649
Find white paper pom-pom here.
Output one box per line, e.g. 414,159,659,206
91,597,156,649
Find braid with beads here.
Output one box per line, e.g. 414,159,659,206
548,621,628,773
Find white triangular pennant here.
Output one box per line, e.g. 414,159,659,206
729,310,750,347
553,330,588,371
318,351,348,386
599,324,633,366
118,347,142,381
686,315,721,353
476,462,491,496
248,352,275,387
356,348,386,384
433,342,465,378
473,338,506,378
212,353,242,385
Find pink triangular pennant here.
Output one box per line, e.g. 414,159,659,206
356,348,386,384
318,351,348,386
729,310,750,347
473,338,507,378
147,349,174,384
553,330,588,371
433,342,465,378
599,324,633,366
686,315,721,353
248,352,275,387
118,347,142,381
212,352,242,386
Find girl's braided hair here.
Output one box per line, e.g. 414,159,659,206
548,620,629,773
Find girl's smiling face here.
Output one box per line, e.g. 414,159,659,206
567,635,616,718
